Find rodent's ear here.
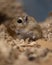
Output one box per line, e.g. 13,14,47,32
24,16,28,22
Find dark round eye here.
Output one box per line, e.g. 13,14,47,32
17,19,22,23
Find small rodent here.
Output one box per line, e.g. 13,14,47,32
6,13,42,41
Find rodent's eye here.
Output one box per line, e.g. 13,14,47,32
17,18,23,23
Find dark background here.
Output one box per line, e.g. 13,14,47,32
23,0,52,21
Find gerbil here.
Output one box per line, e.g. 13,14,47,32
6,13,42,41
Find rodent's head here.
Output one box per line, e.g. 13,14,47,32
8,13,37,32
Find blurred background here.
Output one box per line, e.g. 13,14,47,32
23,0,52,21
